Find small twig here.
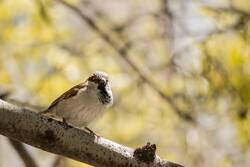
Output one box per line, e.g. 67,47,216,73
52,156,67,167
35,0,51,23
8,139,38,167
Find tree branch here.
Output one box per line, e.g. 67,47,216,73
8,139,38,167
52,156,67,167
0,100,184,167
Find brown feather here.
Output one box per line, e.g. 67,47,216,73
47,81,87,110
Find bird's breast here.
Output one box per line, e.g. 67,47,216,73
54,90,106,127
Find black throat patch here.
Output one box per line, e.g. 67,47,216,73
97,85,112,105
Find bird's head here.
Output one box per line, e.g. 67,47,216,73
87,71,113,106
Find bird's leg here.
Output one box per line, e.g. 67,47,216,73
61,117,69,129
85,127,95,135
84,127,101,141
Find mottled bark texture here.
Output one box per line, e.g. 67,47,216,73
0,100,184,167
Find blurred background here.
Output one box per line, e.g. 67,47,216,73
0,0,250,167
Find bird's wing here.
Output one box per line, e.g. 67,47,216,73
47,82,87,110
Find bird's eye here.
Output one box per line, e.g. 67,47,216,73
101,79,106,84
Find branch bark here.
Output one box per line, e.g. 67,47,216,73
0,100,184,167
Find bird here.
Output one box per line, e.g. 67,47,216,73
41,71,113,133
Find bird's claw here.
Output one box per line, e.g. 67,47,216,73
85,127,95,135
62,118,69,129
84,127,100,140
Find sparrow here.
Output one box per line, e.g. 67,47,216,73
41,71,113,131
